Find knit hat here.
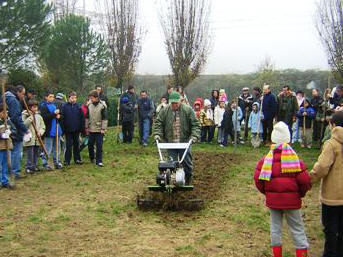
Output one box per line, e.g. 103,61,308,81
56,93,65,100
204,99,211,107
169,91,181,103
271,122,290,144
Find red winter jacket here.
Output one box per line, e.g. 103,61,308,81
254,149,311,209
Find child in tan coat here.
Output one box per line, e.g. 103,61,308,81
310,111,343,257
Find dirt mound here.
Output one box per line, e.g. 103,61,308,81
137,152,240,211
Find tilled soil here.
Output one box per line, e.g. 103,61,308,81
137,152,240,211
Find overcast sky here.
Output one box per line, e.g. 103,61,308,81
79,0,329,75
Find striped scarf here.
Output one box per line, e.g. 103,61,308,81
259,143,301,181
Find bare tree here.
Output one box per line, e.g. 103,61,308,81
52,0,78,20
316,0,343,82
159,0,211,89
96,0,143,93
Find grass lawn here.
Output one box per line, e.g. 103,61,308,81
0,129,323,257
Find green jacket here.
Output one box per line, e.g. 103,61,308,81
153,103,201,143
277,93,298,123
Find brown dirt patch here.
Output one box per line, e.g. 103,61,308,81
137,152,240,211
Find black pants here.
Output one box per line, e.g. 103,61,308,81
222,128,234,146
122,121,134,143
262,119,273,142
313,120,321,142
88,133,103,164
322,204,343,257
65,132,81,164
201,126,215,142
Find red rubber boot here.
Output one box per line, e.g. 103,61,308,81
272,246,282,257
296,248,308,257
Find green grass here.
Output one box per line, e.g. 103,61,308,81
0,128,324,257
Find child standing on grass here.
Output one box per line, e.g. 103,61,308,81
231,100,244,144
0,104,14,189
22,100,45,174
310,111,343,257
254,121,311,257
296,99,316,148
214,96,226,144
199,99,214,143
220,104,234,147
248,102,263,141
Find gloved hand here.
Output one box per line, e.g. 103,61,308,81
154,135,161,142
1,129,11,139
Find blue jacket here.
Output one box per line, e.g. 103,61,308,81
296,106,316,129
4,91,28,142
62,102,85,133
262,92,278,120
138,97,154,120
232,107,243,131
248,103,264,134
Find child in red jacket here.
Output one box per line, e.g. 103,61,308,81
254,121,311,257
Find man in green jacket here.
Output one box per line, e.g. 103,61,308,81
153,91,200,185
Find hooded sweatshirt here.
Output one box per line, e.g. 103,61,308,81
248,103,264,133
310,126,343,206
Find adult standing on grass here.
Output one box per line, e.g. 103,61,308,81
153,91,200,185
254,121,311,257
86,90,108,167
40,92,63,170
137,90,154,147
310,111,343,257
262,85,278,145
4,85,29,179
277,85,299,138
310,88,324,143
61,92,85,166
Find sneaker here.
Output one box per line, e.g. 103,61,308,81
143,143,148,147
220,144,225,147
55,163,63,169
43,165,53,171
75,160,83,165
97,162,104,167
2,184,16,190
33,167,41,172
26,169,35,175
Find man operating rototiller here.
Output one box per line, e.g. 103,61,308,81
153,91,201,185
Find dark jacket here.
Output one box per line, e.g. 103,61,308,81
310,95,324,113
122,91,137,106
262,92,278,120
329,93,343,109
120,102,135,123
4,91,28,142
61,102,85,133
254,149,311,209
277,93,298,123
40,101,63,137
99,92,109,107
221,108,234,131
238,93,253,118
138,97,154,120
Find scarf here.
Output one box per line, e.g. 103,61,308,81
259,143,301,181
45,102,62,137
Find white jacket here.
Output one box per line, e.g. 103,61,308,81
214,106,225,127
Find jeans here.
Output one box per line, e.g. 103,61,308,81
42,136,61,166
201,126,214,142
65,132,81,164
322,204,343,257
88,132,103,164
11,140,23,177
122,121,134,143
262,119,273,142
0,150,9,186
26,146,39,170
139,118,150,144
168,148,193,178
292,119,300,143
270,208,309,249
217,127,225,144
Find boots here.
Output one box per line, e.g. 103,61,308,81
272,246,282,257
296,249,308,257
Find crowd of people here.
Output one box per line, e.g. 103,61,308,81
120,84,343,149
0,85,109,189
